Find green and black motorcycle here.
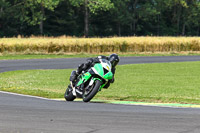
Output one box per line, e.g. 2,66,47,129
64,59,113,102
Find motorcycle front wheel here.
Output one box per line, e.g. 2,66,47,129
83,80,101,102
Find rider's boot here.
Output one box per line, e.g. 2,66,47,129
70,64,84,82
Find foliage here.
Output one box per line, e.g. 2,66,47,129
1,0,200,36
21,0,61,25
69,0,114,13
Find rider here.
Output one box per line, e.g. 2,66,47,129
70,54,120,88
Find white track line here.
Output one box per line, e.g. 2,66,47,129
0,90,60,101
0,90,199,109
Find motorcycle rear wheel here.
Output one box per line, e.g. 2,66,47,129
64,85,76,101
83,80,101,102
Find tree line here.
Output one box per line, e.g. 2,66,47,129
0,0,200,37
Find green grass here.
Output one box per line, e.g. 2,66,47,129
0,70,69,98
0,53,200,60
0,53,98,60
0,62,200,104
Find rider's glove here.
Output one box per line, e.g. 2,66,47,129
93,58,100,63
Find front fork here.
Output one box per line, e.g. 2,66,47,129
90,78,104,91
70,81,76,96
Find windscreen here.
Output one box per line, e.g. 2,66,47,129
101,59,111,67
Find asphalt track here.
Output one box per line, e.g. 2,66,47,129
0,56,200,133
1,56,200,72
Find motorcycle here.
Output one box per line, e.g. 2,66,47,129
64,59,113,102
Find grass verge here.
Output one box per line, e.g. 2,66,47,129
0,62,200,104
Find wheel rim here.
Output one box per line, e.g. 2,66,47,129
84,84,94,98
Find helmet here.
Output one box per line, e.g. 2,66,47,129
109,54,119,67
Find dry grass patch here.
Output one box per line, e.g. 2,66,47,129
0,37,200,54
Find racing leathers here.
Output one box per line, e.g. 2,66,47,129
70,55,116,88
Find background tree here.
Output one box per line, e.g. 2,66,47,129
69,0,114,37
110,0,131,36
184,0,200,35
22,0,61,34
1,0,200,37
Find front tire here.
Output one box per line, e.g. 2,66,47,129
83,80,101,102
64,85,76,101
